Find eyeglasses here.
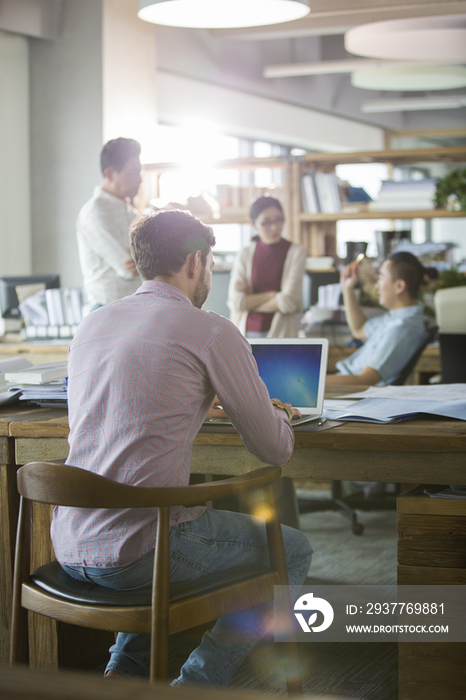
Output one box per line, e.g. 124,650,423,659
257,217,285,228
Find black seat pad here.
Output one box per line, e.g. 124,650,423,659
30,561,272,607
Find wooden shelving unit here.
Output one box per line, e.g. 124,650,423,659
292,146,466,257
300,209,466,222
142,156,295,237
142,147,466,258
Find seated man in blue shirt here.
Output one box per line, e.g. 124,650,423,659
327,252,432,386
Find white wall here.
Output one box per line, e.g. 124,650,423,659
102,0,157,145
0,30,31,275
29,0,104,287
156,70,385,152
28,0,158,288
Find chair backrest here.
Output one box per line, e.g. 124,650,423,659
434,286,466,333
17,462,282,509
439,333,466,383
390,325,438,386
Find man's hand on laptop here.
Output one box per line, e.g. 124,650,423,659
206,396,227,421
271,398,301,422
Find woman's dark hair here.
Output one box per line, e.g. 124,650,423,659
249,196,284,223
388,251,438,299
100,137,141,174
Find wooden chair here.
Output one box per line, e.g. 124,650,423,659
10,462,302,693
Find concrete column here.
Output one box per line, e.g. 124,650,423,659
0,30,31,275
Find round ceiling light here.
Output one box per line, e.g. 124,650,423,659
345,14,466,63
138,0,310,29
352,65,466,92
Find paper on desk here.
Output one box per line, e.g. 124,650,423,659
323,397,466,422
324,400,356,410
0,390,22,406
338,384,466,402
0,357,33,391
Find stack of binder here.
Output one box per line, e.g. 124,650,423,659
19,287,84,339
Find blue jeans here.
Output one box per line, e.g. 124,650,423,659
63,508,312,686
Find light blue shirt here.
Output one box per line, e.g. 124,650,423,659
336,304,428,385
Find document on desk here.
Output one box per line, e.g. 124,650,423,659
338,384,466,402
324,397,466,423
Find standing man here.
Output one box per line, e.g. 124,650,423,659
52,210,312,686
327,251,432,386
77,137,142,308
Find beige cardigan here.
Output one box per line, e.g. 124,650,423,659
227,240,307,338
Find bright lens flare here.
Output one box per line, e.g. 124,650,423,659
251,503,275,522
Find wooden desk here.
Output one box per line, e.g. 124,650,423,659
0,411,15,664
1,399,465,674
0,341,69,365
7,403,464,485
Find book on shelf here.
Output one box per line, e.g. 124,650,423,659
313,172,341,214
345,186,373,203
215,184,284,217
5,360,68,385
305,257,335,271
301,173,319,214
369,178,437,211
341,202,371,213
369,199,436,211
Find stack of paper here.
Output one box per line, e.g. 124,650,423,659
1,359,68,408
0,357,33,391
369,178,437,212
324,384,466,423
15,382,67,407
5,361,68,385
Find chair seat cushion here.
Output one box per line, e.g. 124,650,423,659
30,561,273,607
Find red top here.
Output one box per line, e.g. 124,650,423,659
246,238,291,333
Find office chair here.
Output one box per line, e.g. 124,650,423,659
434,286,466,383
439,334,466,383
297,325,438,535
10,462,302,693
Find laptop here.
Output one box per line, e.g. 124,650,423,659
205,338,329,427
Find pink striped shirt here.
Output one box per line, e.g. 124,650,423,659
51,281,294,567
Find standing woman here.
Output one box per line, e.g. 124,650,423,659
228,196,307,338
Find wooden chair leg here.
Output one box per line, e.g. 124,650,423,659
264,485,303,695
150,506,170,683
10,497,30,666
282,641,303,695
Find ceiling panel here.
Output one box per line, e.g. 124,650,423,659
211,1,466,40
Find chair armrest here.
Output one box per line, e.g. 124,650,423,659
17,463,282,509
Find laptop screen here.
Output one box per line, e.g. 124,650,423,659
249,339,328,412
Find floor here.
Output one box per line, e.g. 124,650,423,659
167,492,399,699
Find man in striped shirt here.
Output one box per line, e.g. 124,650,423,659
52,210,312,686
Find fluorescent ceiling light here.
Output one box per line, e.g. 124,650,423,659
263,58,453,79
138,0,310,29
361,96,466,113
352,65,466,92
345,15,466,63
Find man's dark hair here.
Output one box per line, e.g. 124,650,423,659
130,210,216,280
250,195,284,223
388,251,438,299
100,138,141,174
